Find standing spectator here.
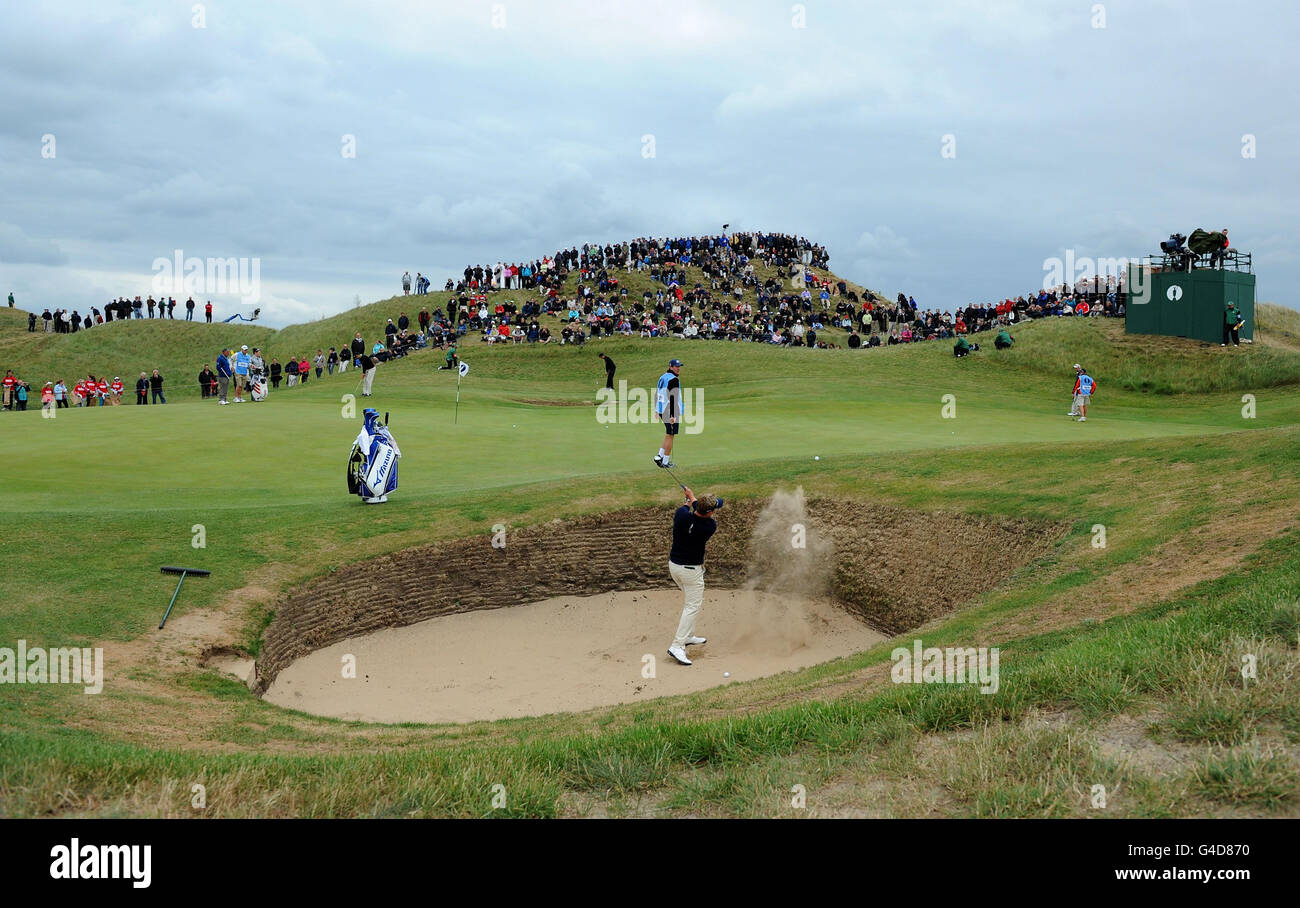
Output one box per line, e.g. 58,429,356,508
54,379,68,409
216,348,232,405
149,369,166,404
298,355,310,385
286,357,299,386
110,376,124,405
135,373,149,405
42,309,52,332
327,347,339,375
27,311,36,332
1,370,14,410
167,297,176,319
359,351,377,397
1223,302,1244,347
398,312,410,332
270,357,282,388
14,381,28,411
402,271,412,295
185,297,195,321
598,352,616,390
314,350,324,379
350,332,365,365
41,382,54,413
204,301,213,323
132,297,143,319
6,291,13,307
198,364,214,398
147,297,156,318
96,376,109,406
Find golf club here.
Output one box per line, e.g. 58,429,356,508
664,464,687,492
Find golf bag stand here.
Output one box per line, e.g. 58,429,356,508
347,408,401,504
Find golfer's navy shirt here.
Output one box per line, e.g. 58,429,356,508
669,505,716,567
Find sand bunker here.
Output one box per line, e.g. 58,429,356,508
266,588,885,724
255,489,1064,725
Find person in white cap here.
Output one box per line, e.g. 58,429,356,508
1068,364,1083,417
233,345,251,402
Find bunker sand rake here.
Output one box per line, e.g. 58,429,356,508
158,566,211,629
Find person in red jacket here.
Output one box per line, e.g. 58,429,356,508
1,370,15,410
204,301,213,323
109,376,123,406
40,382,54,412
72,380,86,407
96,377,109,406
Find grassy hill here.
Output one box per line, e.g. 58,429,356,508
2,272,1299,818
4,272,1298,402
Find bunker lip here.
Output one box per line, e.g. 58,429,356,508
253,499,1066,704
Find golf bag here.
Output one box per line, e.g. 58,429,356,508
249,372,268,401
347,409,401,504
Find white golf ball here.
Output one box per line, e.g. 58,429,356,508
724,672,730,678
814,456,820,461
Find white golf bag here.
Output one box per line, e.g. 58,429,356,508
347,409,401,503
249,372,268,401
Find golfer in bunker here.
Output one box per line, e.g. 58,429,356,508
666,486,723,666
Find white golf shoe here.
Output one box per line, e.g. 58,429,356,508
684,636,707,646
667,645,692,665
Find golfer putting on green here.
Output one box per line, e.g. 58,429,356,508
653,358,683,469
666,486,723,666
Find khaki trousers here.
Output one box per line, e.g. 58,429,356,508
669,561,705,647
362,367,376,395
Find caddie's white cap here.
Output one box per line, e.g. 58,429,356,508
241,345,248,350
1072,363,1081,369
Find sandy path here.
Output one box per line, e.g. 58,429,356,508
265,588,885,724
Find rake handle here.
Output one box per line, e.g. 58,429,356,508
159,570,187,629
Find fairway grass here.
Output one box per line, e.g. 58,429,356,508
2,295,1299,817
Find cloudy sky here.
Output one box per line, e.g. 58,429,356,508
1,0,1295,326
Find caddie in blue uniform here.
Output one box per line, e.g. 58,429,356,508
653,358,683,469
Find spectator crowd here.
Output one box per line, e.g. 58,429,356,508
4,231,1137,414
28,297,218,334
